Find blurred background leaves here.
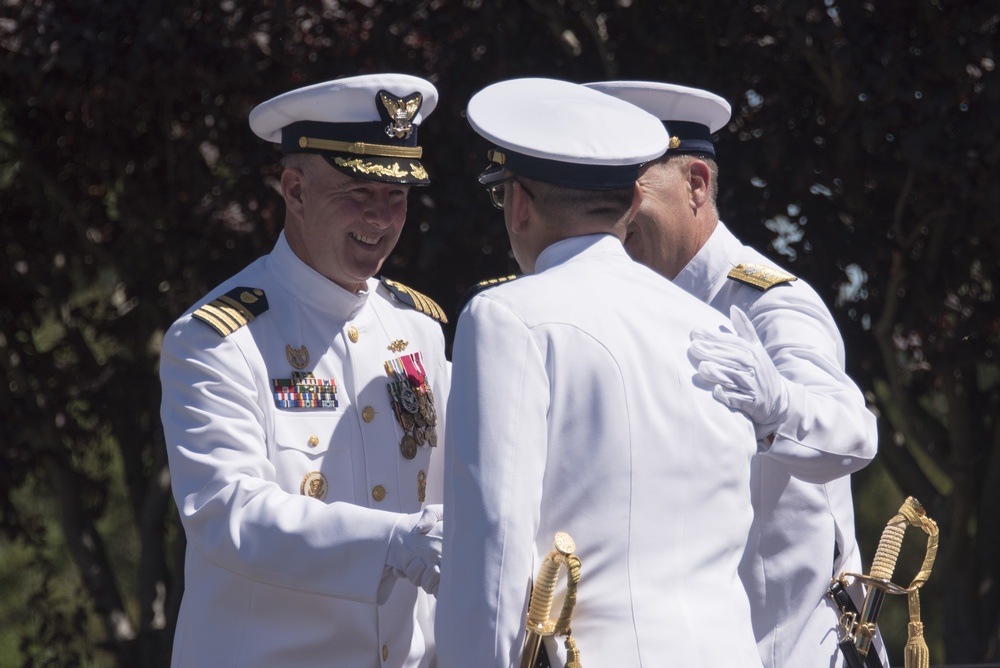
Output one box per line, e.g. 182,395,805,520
1,1,997,665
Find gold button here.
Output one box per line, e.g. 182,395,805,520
348,326,359,343
372,485,386,502
362,406,375,423
307,435,319,448
382,644,389,661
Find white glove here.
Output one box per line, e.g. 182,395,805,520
378,504,443,603
689,305,789,440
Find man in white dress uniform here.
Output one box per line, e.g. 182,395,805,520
587,80,887,668
159,74,449,668
435,77,764,668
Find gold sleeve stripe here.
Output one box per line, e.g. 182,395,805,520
192,307,236,336
191,287,269,336
203,302,248,329
217,294,257,322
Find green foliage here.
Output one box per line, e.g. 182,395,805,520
1,0,998,665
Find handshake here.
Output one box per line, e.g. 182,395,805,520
379,504,444,603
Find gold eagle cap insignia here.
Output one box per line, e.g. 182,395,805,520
379,91,422,140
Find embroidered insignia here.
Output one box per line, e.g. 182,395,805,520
334,157,412,180
285,344,309,370
378,90,422,140
456,275,520,315
380,277,448,323
273,372,339,409
385,352,438,459
192,287,268,336
301,471,328,501
410,163,428,181
727,263,798,291
387,339,409,353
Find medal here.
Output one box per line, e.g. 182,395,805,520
385,352,438,459
400,385,420,414
400,433,418,459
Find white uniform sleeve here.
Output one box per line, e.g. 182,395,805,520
437,296,549,668
749,292,878,483
160,318,398,604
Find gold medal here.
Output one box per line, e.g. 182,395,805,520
414,426,426,445
400,433,418,459
427,427,438,447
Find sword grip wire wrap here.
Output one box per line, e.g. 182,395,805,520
870,521,905,581
520,532,583,668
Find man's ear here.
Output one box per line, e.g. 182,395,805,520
688,159,711,208
280,166,307,219
509,180,533,235
629,181,645,223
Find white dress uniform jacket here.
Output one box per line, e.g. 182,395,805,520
160,231,449,668
674,222,883,668
437,234,763,668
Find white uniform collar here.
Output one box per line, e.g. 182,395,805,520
672,221,742,302
266,230,373,319
535,233,625,274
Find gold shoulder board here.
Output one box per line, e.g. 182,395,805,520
380,277,448,324
456,275,519,315
192,287,269,336
727,263,797,291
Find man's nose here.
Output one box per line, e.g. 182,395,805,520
364,194,394,227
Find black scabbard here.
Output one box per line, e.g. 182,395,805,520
532,641,551,668
828,579,884,668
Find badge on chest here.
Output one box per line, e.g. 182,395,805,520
272,344,340,409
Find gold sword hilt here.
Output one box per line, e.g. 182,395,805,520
853,497,938,658
520,532,583,668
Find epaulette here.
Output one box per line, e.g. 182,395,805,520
456,275,520,316
727,263,797,291
380,277,448,324
192,287,269,336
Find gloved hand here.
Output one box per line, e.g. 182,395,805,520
689,305,790,440
378,504,443,603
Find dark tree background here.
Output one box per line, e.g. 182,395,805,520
1,1,997,666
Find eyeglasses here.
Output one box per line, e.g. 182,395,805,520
485,176,534,210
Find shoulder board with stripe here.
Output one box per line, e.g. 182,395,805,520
380,277,448,324
456,275,520,315
726,263,797,291
192,287,269,336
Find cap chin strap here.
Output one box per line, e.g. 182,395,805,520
297,136,423,159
